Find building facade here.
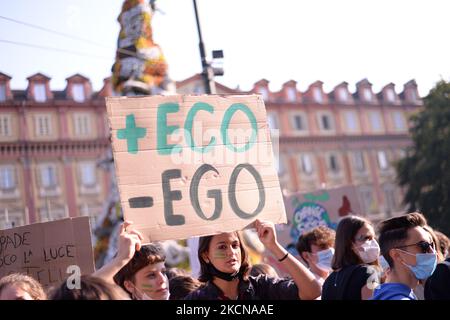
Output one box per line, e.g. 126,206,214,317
252,78,422,222
0,72,112,229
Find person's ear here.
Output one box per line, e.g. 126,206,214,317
201,252,210,264
123,280,135,294
389,248,401,265
301,252,311,264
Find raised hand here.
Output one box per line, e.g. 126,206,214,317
254,219,277,250
116,221,144,263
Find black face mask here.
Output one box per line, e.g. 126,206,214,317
207,262,240,281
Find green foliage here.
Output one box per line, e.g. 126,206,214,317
396,80,450,236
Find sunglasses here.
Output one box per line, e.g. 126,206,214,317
396,241,435,254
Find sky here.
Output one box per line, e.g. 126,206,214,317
0,0,449,97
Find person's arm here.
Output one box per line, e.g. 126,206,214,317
92,221,143,284
254,219,321,300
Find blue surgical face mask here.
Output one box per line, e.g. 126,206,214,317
398,249,438,280
314,248,334,271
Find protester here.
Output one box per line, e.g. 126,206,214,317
250,263,280,278
184,219,321,300
50,275,129,300
0,273,47,300
424,231,450,300
372,212,437,300
434,230,449,260
93,221,170,300
322,215,381,300
296,226,336,286
169,275,203,300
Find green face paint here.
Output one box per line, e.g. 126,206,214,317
213,251,227,259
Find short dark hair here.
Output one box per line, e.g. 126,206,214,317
331,215,373,270
296,226,336,266
113,243,166,296
377,212,428,268
435,230,450,257
198,231,250,283
0,273,47,300
50,275,128,300
169,275,202,300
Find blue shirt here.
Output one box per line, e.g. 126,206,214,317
371,283,417,300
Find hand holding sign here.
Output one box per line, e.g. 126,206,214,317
116,221,144,263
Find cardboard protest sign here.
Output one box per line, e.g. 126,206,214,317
106,94,286,242
0,217,95,287
276,185,363,254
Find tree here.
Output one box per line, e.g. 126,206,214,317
396,80,450,236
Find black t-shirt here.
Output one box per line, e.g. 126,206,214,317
184,275,299,300
424,258,450,300
321,265,373,300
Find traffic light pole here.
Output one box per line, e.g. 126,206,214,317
193,0,215,94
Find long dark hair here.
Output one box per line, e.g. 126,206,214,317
198,231,250,282
331,215,373,270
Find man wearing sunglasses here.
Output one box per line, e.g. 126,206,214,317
371,212,438,300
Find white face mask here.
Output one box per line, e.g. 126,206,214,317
356,239,380,263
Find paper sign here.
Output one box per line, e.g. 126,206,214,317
0,217,95,287
106,94,286,242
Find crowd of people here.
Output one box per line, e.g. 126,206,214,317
0,213,449,300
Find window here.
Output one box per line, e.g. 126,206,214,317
0,209,24,229
377,151,388,170
0,166,15,190
287,87,296,102
409,90,418,102
383,184,398,215
318,113,334,131
72,83,85,103
258,87,269,101
0,115,12,137
0,83,6,102
386,89,396,103
300,154,313,175
79,162,97,187
327,154,340,173
363,88,372,102
368,111,383,132
344,111,358,132
193,84,203,94
338,88,349,102
392,111,406,131
40,164,58,188
34,83,47,102
313,87,323,103
74,113,91,136
352,151,366,172
293,115,304,131
267,113,279,130
35,114,52,136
